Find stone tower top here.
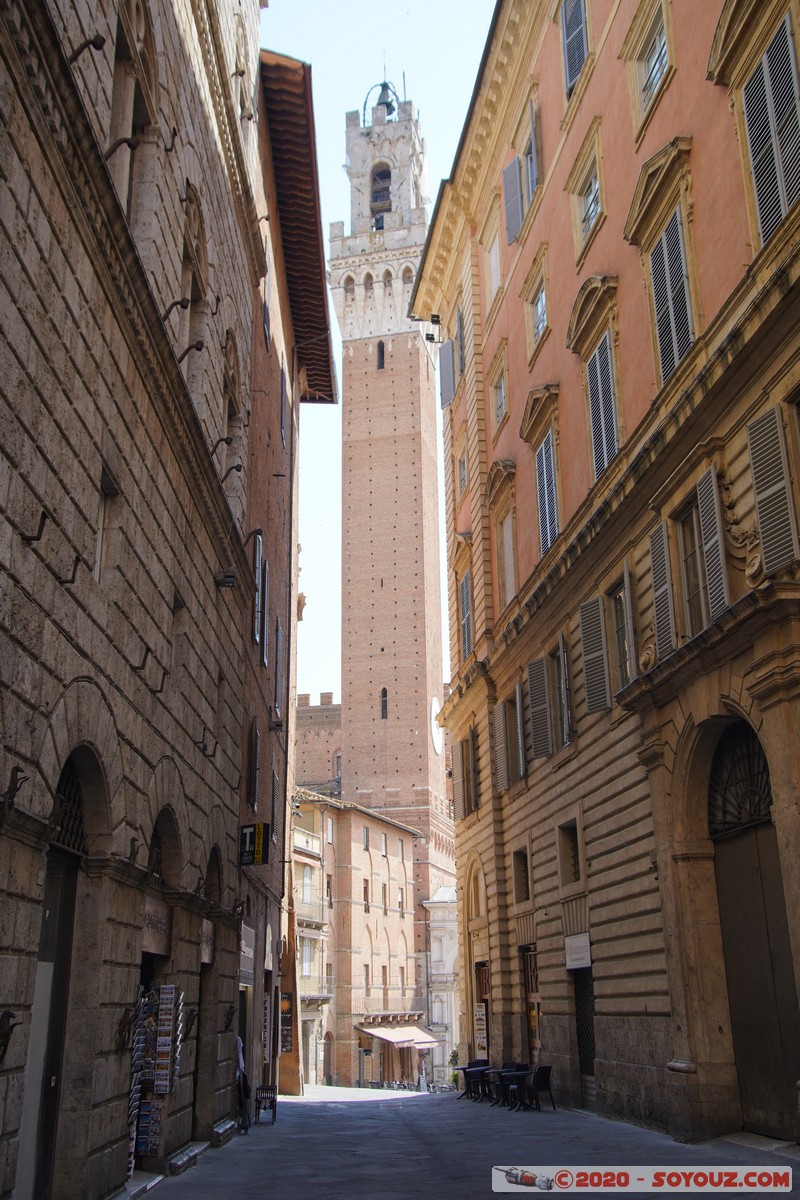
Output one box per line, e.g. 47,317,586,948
329,89,430,340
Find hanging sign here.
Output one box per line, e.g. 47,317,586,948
280,992,293,1054
239,823,268,865
240,924,255,984
474,1002,488,1056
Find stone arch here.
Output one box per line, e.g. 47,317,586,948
382,268,393,291
343,274,355,301
36,678,125,855
147,804,182,886
118,0,160,122
464,854,486,922
143,756,191,887
201,801,231,904
205,844,223,903
364,271,374,293
223,329,241,408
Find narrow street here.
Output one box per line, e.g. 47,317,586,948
151,1088,799,1200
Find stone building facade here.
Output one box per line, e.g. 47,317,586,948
411,0,800,1141
0,2,332,1197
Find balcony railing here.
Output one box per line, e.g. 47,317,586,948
298,973,334,999
295,895,326,925
293,828,321,856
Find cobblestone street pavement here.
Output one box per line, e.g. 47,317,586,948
152,1086,800,1200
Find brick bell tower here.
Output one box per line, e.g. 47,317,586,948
329,84,454,994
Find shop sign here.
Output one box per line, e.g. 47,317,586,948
280,992,293,1054
565,932,592,970
239,823,269,866
474,1001,488,1056
143,894,172,957
200,918,215,965
264,921,273,972
240,923,255,984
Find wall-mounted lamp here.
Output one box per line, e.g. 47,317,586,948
163,297,190,321
105,135,140,161
220,462,242,483
177,339,204,363
240,107,254,123
231,68,246,79
214,570,237,590
243,527,263,547
258,214,270,224
68,34,105,64
211,435,233,456
430,314,441,325
425,332,441,344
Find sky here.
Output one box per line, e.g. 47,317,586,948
259,0,494,704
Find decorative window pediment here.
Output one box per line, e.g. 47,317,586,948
485,458,516,508
623,136,693,247
707,0,786,85
183,183,209,296
565,275,618,357
519,384,559,449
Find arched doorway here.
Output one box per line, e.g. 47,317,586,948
323,1032,334,1085
709,722,800,1138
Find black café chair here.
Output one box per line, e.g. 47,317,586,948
456,1058,488,1099
529,1064,556,1111
488,1063,527,1107
506,1068,535,1112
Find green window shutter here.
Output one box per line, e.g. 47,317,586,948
452,740,465,821
696,465,729,621
515,681,527,781
623,559,638,682
747,405,800,574
579,596,611,713
253,533,263,643
261,559,269,667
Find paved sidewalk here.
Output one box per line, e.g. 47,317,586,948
153,1086,799,1199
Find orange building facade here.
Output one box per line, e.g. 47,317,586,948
412,0,800,1140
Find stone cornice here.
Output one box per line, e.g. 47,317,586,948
193,0,266,289
3,0,251,598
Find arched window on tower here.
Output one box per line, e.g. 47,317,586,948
381,688,388,719
371,163,391,230
344,275,355,303
377,341,385,370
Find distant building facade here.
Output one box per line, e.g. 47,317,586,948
412,0,800,1141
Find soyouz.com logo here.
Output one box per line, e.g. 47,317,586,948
491,1165,793,1192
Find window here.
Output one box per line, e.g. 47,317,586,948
326,875,333,908
377,340,385,370
380,688,388,720
650,207,693,384
586,332,618,479
747,405,800,574
382,882,388,912
580,166,600,241
521,245,550,365
641,13,668,108
363,964,370,994
260,559,270,667
399,965,405,992
94,466,119,583
381,833,387,856
532,284,547,344
108,0,156,222
562,0,588,97
327,816,333,844
608,565,637,690
274,618,284,716
558,818,582,887
486,230,501,302
535,430,558,556
456,306,465,378
302,865,312,904
271,766,279,843
363,826,369,851
458,451,468,497
527,633,572,758
498,509,515,610
252,536,263,644
280,362,287,448
363,879,370,911
382,964,389,1002
248,718,261,810
649,465,730,660
398,889,404,915
399,838,404,862
523,102,538,205
459,571,473,660
494,374,507,426
493,684,526,793
743,15,800,247
512,848,531,904
452,726,479,819
301,937,312,977
371,164,391,219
